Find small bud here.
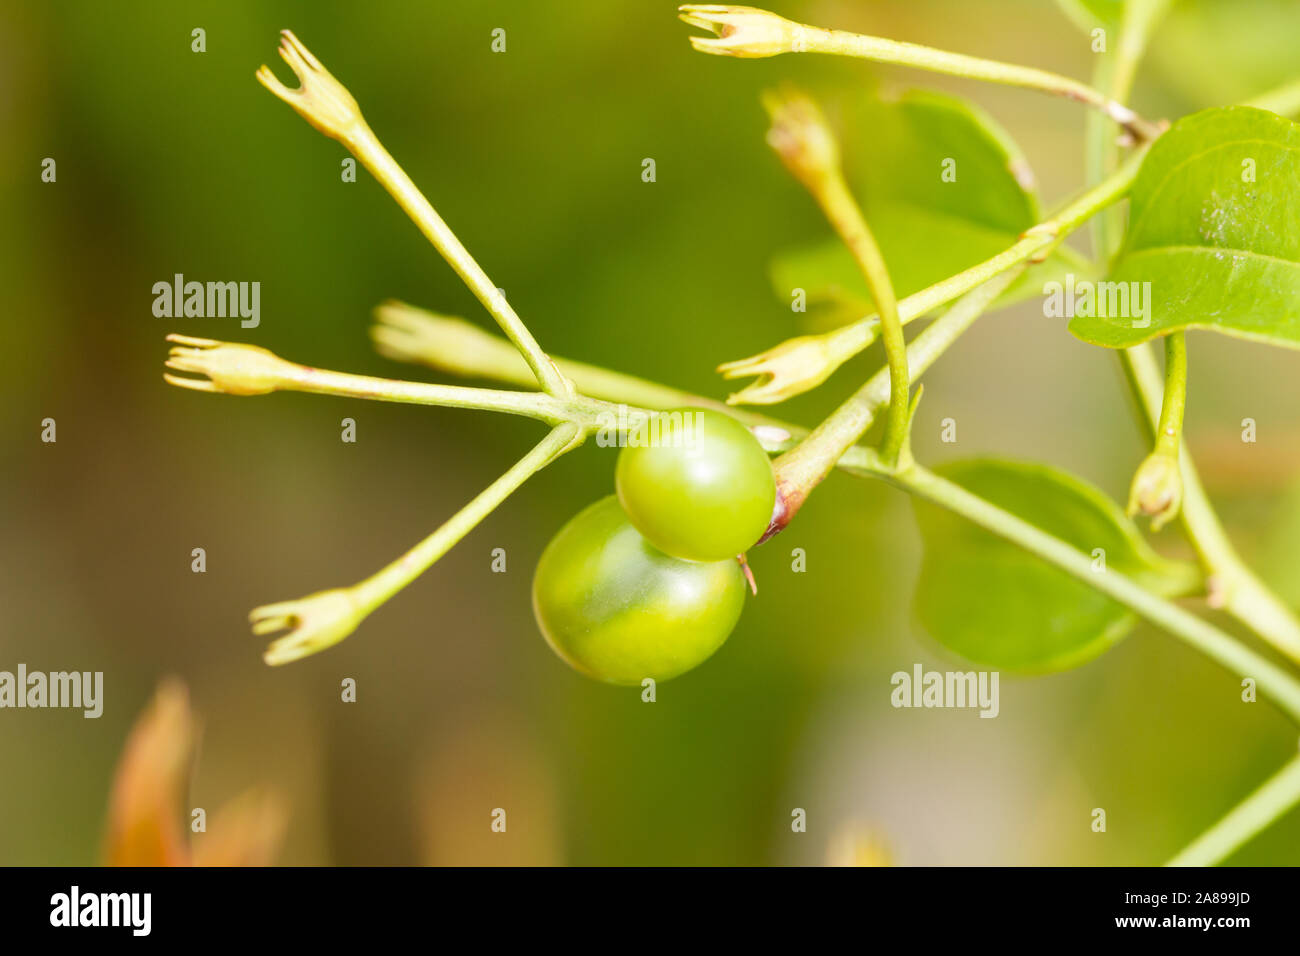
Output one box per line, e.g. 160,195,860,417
256,30,366,146
1127,452,1183,531
251,587,371,666
164,335,297,396
761,87,840,191
371,301,530,382
717,327,872,405
678,5,804,59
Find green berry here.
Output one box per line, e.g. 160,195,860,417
615,408,775,561
532,496,747,684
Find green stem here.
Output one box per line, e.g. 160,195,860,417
280,363,595,424
254,422,581,665
814,174,908,467
1121,344,1300,662
765,268,1022,531
1154,331,1186,459
1166,754,1300,866
1075,13,1300,864
349,134,572,397
797,22,1160,140
1124,332,1187,530
355,423,580,611
372,301,791,431
172,338,633,429
377,260,1018,477
820,149,1147,367
257,31,571,398
1084,0,1300,655
881,462,1300,724
1087,0,1170,263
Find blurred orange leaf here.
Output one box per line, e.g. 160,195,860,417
102,678,196,866
103,678,285,867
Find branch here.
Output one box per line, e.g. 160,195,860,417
720,148,1148,405
373,276,1011,472
253,423,581,664
256,30,572,398
371,302,799,439
1119,344,1300,664
1126,332,1186,530
761,89,909,466
764,268,1021,536
880,463,1300,724
678,5,1162,140
1166,754,1300,866
164,334,611,427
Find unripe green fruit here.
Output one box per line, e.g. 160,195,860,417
532,496,747,684
615,408,776,562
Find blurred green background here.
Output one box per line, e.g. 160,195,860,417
2,0,1299,865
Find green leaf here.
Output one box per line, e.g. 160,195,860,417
912,459,1199,672
1070,107,1300,349
769,90,1087,315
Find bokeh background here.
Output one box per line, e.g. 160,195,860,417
2,0,1299,865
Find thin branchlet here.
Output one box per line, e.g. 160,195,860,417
677,4,1163,140
257,30,573,398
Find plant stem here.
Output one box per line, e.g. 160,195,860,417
372,302,811,442
797,22,1161,140
1120,344,1300,662
353,423,581,613
1124,332,1186,529
281,362,593,423
764,268,1022,534
166,333,693,443
169,336,624,428
1166,753,1300,866
253,422,582,664
379,258,1017,478
814,170,908,466
1076,15,1300,865
881,462,1300,723
820,149,1147,367
1088,0,1174,256
257,30,571,398
349,134,571,397
1085,0,1170,259
1154,331,1186,459
759,89,908,460
1082,3,1300,659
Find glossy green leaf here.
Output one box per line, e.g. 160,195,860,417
770,90,1087,315
913,459,1199,672
1071,107,1300,349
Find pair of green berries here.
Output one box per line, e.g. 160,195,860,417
532,409,777,685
